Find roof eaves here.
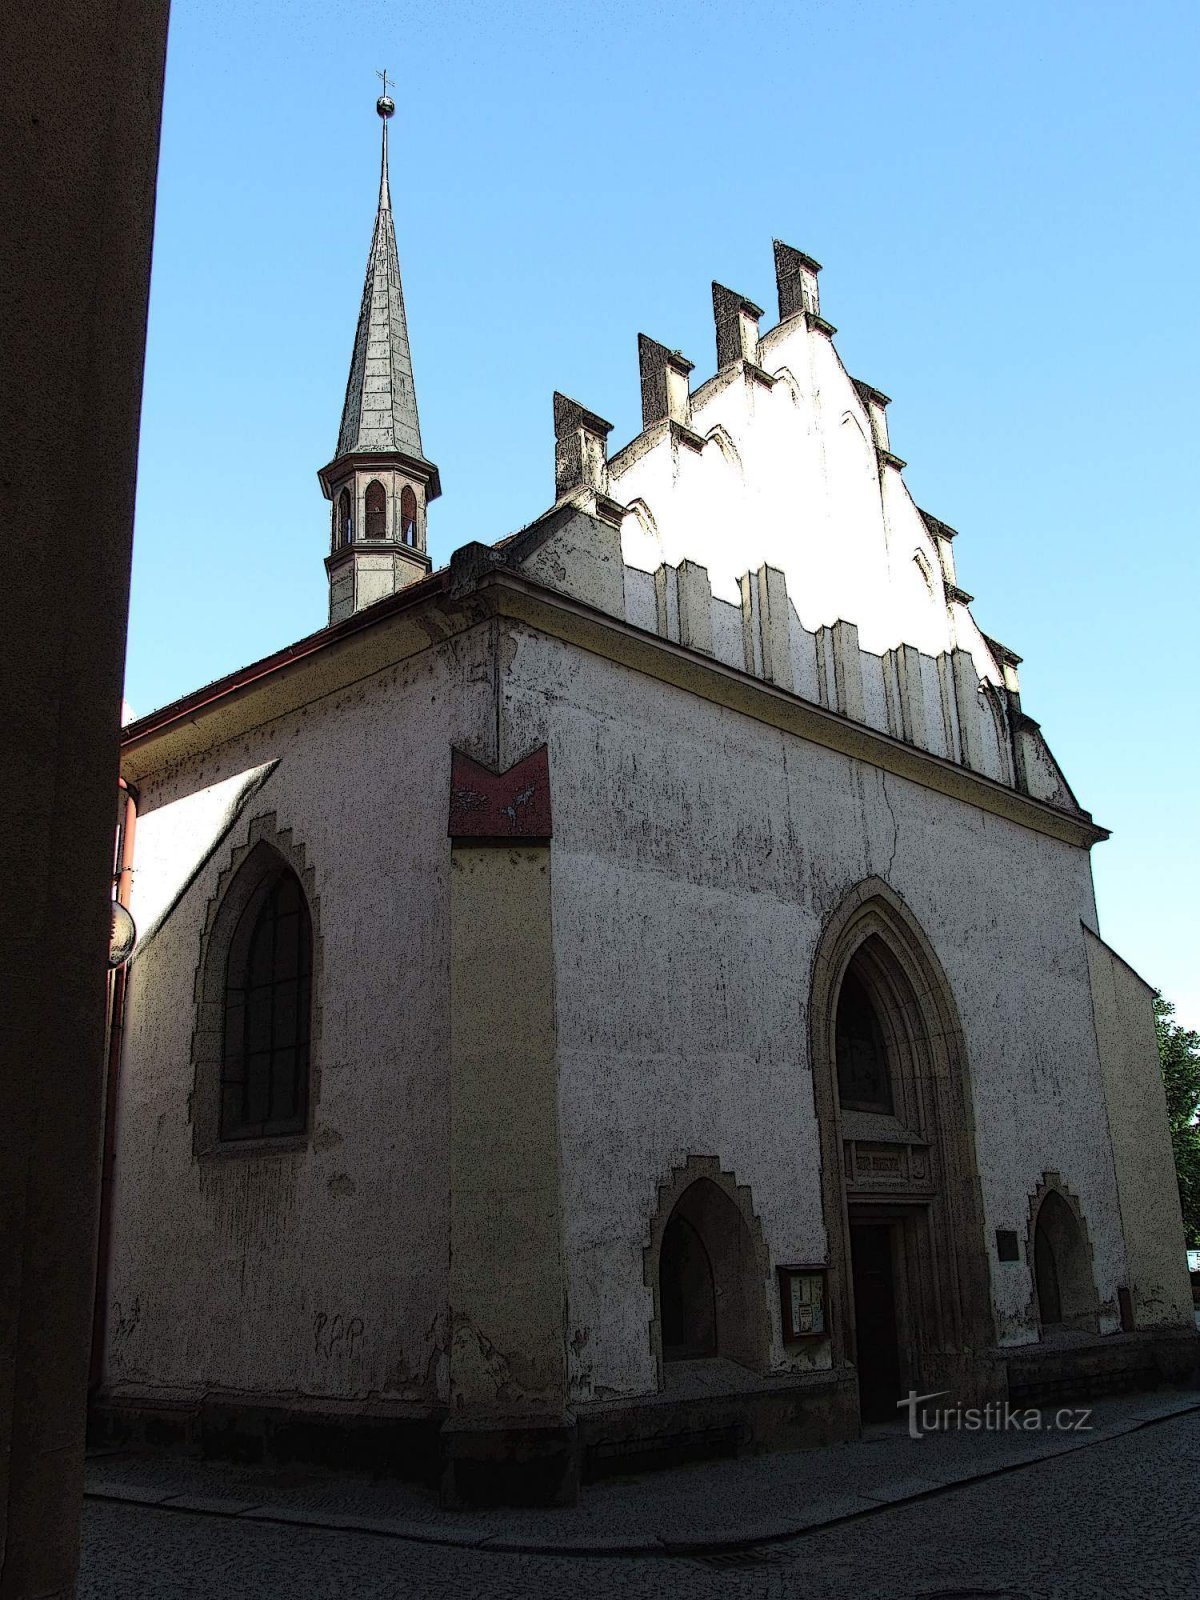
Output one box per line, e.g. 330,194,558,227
121,565,451,750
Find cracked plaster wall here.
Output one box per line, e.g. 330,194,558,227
105,624,496,1407
1084,929,1194,1330
499,623,1126,1399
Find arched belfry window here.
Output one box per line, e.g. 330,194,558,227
220,867,312,1140
336,487,353,547
400,485,417,546
835,966,894,1114
364,479,386,539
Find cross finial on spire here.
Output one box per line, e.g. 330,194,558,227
374,71,395,209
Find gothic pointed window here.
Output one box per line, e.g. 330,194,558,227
365,479,386,539
220,867,312,1140
835,967,894,1114
337,487,353,547
400,485,417,546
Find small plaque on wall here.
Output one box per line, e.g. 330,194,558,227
778,1266,828,1342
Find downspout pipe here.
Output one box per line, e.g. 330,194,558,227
90,777,138,1394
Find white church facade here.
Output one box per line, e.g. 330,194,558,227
95,95,1196,1505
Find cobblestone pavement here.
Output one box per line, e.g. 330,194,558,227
80,1405,1200,1598
81,1389,1200,1552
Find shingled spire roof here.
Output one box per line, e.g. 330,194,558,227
335,104,426,460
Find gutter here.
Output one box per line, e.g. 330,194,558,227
90,777,138,1394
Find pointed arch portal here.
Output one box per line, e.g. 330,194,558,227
809,879,993,1421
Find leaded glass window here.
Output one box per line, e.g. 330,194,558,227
220,870,312,1140
835,969,894,1114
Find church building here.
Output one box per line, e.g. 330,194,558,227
95,92,1196,1505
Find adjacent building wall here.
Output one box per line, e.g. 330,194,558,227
1084,929,1193,1329
1,3,168,1592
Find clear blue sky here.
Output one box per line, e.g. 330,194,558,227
127,0,1199,1028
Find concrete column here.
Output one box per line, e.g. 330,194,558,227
773,240,822,320
712,282,763,370
638,335,694,430
443,747,575,1506
0,5,168,1595
655,564,680,643
739,573,763,677
830,621,866,723
852,380,892,455
553,392,613,501
896,644,927,749
756,565,794,691
951,648,985,772
677,560,713,656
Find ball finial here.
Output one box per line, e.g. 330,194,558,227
375,68,395,119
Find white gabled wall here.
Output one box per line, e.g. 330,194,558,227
611,308,999,674
555,272,1066,805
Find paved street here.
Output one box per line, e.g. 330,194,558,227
80,1401,1200,1598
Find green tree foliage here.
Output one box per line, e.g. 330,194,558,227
1156,992,1200,1249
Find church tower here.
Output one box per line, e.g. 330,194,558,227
319,84,441,624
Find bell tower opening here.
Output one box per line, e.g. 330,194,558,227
400,484,418,546
364,479,386,539
335,487,352,548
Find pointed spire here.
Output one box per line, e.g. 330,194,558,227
379,110,391,212
319,84,440,625
335,88,427,461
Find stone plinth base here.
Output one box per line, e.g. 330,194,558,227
577,1360,859,1481
920,1350,1010,1409
88,1390,442,1483
91,1335,1196,1507
1003,1327,1200,1405
438,1412,579,1508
